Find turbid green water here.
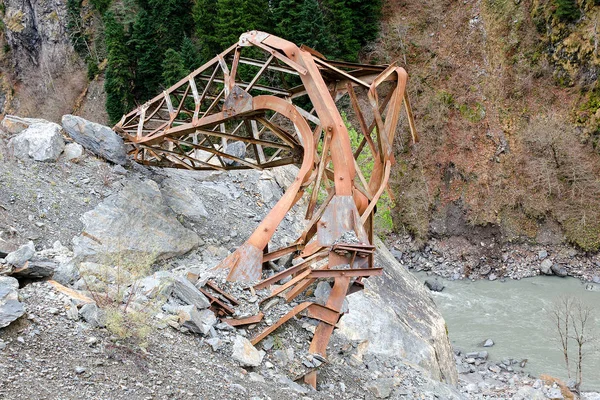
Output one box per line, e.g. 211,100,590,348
414,272,600,390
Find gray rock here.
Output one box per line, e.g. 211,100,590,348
52,261,80,285
113,165,127,175
5,241,35,267
593,276,600,284
63,142,84,160
582,393,600,400
73,179,200,265
261,336,274,351
538,250,548,260
337,237,458,384
66,302,79,320
272,348,294,366
479,265,491,275
206,337,222,352
546,387,565,399
1,115,48,134
269,164,299,191
488,273,497,281
248,372,265,383
424,279,445,292
8,122,65,161
79,303,106,328
231,335,262,367
132,271,174,301
172,276,210,309
223,141,246,165
61,115,127,165
314,281,332,305
276,376,309,394
482,339,494,347
367,378,395,398
488,364,501,373
178,306,215,335
160,178,209,221
74,366,86,374
513,386,546,400
390,248,403,261
551,264,568,277
9,260,56,278
0,276,24,328
464,383,479,393
540,259,553,275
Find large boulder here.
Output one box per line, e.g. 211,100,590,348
5,241,35,267
7,122,65,161
1,115,48,134
61,115,127,165
157,168,306,250
0,276,24,328
72,179,200,264
336,237,458,385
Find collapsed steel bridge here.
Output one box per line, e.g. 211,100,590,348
114,31,417,388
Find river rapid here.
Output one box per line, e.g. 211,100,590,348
414,272,600,391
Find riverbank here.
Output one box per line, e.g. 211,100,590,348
386,234,600,283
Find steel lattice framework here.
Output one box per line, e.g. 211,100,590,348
114,31,417,388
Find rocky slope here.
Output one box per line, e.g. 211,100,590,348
0,115,465,399
2,0,600,253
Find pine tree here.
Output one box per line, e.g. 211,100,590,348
297,0,331,53
130,9,161,101
273,0,302,42
162,48,187,86
193,0,220,59
180,37,202,72
346,0,382,47
104,11,134,124
214,0,272,51
273,0,331,55
322,0,360,61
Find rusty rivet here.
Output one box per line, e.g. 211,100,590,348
340,176,344,180
263,228,268,232
327,126,333,132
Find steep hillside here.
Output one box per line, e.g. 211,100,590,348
372,0,600,251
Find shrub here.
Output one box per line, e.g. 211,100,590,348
79,249,161,348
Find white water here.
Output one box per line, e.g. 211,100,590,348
414,273,600,390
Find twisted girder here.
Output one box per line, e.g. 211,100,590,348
114,31,417,388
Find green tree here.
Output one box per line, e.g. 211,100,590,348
273,0,331,54
193,0,220,59
130,9,161,101
90,0,112,14
130,0,195,101
322,0,360,61
104,12,134,124
180,36,202,72
553,0,581,22
346,0,381,47
214,0,272,51
162,48,187,86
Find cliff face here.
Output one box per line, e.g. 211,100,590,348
1,0,88,121
4,0,69,74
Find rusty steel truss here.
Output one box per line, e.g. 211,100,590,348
114,31,417,388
